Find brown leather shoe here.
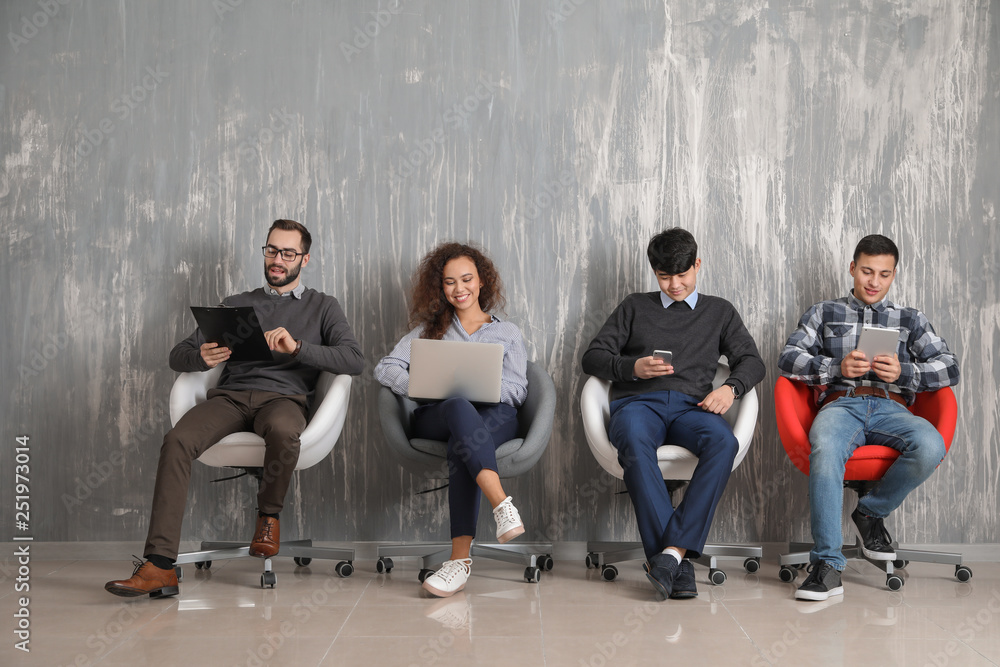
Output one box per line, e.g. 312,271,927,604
105,558,179,598
249,515,280,558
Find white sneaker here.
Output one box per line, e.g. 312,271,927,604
422,559,472,597
493,496,524,543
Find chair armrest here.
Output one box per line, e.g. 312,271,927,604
774,377,815,475
730,387,759,469
580,376,623,478
169,364,225,427
297,373,353,469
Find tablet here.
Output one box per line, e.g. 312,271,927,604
855,325,900,360
190,306,274,363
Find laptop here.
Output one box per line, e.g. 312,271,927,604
408,339,504,404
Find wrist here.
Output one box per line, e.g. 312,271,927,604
290,340,302,357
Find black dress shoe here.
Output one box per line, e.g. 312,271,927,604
670,559,698,599
646,553,680,599
851,508,896,560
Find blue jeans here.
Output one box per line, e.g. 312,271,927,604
609,391,738,562
808,395,946,570
412,398,519,539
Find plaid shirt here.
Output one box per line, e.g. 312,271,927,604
778,291,960,405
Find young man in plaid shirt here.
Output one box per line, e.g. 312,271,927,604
778,234,960,601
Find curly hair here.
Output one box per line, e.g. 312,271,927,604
409,242,506,340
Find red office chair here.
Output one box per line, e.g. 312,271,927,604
774,377,971,590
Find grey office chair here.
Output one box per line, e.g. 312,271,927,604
376,360,557,583
580,359,762,584
169,364,356,588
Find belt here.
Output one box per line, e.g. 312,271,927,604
822,386,907,407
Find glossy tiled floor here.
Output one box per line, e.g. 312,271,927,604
1,545,999,666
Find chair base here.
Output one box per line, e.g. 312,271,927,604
585,541,763,585
174,539,356,589
778,539,973,591
375,541,555,584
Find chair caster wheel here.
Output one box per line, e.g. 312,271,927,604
709,569,727,585
601,564,618,581
955,565,973,582
585,553,599,569
538,555,554,571
778,566,797,583
293,557,312,567
525,566,541,583
743,558,760,573
886,574,903,591
376,557,394,574
174,566,183,582
335,561,354,577
892,559,908,570
260,572,277,589
418,568,435,583
194,561,212,570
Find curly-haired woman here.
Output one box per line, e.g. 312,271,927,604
374,241,528,597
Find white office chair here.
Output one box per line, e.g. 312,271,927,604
580,359,761,584
169,364,355,588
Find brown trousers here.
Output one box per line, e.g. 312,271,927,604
144,388,308,560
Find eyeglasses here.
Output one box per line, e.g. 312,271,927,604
262,245,305,262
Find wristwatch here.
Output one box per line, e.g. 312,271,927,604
724,382,740,399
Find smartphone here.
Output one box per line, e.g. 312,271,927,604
652,350,673,364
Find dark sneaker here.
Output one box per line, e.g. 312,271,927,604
795,561,844,601
851,508,896,561
646,553,680,599
669,559,698,599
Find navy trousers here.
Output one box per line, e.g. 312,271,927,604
609,391,738,562
412,398,520,538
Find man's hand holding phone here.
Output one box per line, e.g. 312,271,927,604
634,350,674,380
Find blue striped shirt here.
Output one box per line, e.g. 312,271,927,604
778,291,960,405
374,314,528,407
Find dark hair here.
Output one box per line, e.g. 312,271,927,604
267,219,312,255
409,242,506,340
853,234,898,266
647,228,698,274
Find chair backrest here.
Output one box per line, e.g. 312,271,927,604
169,364,352,470
581,359,759,481
377,360,556,481
774,376,958,480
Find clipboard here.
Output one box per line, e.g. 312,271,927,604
189,306,274,362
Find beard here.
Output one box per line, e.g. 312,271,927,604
265,261,301,288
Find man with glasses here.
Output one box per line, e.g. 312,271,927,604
106,219,364,599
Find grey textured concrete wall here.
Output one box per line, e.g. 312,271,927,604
2,1,998,550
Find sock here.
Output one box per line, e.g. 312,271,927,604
660,547,683,564
146,554,174,571
259,511,279,519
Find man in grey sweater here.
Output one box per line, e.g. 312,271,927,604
582,228,764,600
106,219,364,598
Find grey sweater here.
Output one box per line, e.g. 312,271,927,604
170,287,364,397
582,291,765,403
